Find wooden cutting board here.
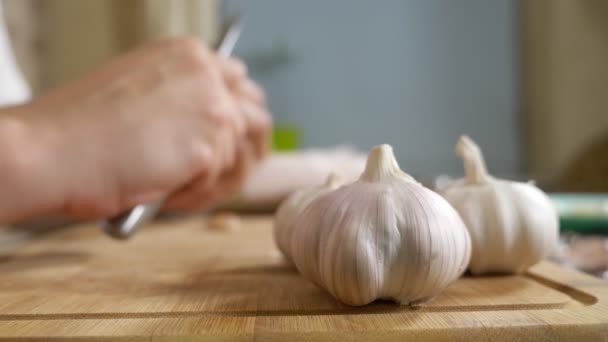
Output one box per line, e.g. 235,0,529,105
0,216,607,341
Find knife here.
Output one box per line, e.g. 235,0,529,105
102,14,243,240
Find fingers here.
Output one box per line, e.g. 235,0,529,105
240,100,272,159
165,55,271,212
220,57,248,86
164,171,215,211
218,57,272,160
164,141,255,211
240,79,267,106
220,57,266,106
216,140,257,193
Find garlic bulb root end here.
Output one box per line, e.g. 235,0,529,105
455,135,492,184
360,144,413,182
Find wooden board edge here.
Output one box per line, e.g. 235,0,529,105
0,262,607,340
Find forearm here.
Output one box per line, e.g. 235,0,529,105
0,106,65,223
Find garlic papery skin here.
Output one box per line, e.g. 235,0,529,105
274,173,344,263
440,135,559,275
289,144,471,306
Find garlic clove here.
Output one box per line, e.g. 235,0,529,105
441,135,559,275
207,212,241,232
288,144,471,306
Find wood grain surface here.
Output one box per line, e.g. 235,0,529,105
0,216,607,341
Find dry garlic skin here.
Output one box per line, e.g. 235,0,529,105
443,179,558,274
290,145,471,306
274,173,343,262
441,135,559,275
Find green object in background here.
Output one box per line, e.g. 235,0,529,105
272,124,300,151
550,193,608,235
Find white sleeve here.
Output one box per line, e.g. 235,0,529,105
0,2,31,106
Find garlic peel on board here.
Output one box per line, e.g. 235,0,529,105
274,173,344,263
440,135,559,275
285,144,471,306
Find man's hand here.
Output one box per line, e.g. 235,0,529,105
0,37,271,222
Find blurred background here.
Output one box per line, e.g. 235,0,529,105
1,0,607,272
3,0,607,189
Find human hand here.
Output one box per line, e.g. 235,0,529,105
1,37,271,221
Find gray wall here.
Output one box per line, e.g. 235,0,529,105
224,0,521,178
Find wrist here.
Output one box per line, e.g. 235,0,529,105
0,107,65,222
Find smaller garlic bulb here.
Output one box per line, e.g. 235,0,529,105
288,145,471,306
440,135,559,275
274,173,344,263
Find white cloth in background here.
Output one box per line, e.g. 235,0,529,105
0,2,30,106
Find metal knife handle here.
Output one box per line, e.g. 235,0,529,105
102,15,242,240
102,201,163,240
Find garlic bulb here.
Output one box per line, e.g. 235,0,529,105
288,144,471,306
274,173,344,262
440,135,559,275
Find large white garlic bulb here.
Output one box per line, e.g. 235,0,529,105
440,135,559,275
288,144,471,306
274,173,344,262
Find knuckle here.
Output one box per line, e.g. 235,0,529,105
233,115,247,136
187,54,212,76
172,36,206,54
190,142,214,170
246,80,266,104
207,100,235,127
238,81,264,106
228,58,248,78
258,110,273,131
172,37,213,73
